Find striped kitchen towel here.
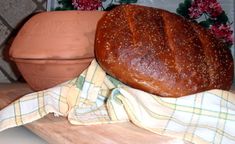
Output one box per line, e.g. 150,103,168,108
0,59,235,144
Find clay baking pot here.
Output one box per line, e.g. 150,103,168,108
9,11,105,91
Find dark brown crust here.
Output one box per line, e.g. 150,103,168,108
95,5,234,97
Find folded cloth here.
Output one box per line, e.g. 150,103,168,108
0,59,235,144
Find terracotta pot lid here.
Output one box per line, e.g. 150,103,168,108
9,11,105,60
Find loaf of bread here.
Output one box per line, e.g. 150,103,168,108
95,5,234,97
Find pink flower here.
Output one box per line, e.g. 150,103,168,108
189,5,203,19
189,0,223,19
210,23,234,44
72,0,102,10
207,2,223,18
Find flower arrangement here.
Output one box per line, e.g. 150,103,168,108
72,0,102,10
177,0,234,48
55,0,137,11
53,0,233,48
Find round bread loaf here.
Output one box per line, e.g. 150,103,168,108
95,5,234,97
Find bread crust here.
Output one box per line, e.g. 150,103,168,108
95,5,234,97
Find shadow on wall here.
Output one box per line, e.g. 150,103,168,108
1,12,41,82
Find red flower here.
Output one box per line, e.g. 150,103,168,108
72,0,102,10
189,0,223,19
189,3,203,19
210,23,234,44
206,2,223,18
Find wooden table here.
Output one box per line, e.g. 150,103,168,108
0,83,187,144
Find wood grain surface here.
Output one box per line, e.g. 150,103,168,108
0,83,189,144
2,83,234,144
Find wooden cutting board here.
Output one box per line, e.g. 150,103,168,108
0,83,189,144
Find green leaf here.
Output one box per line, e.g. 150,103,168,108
199,18,216,28
128,0,138,3
56,0,74,10
216,11,229,24
55,7,63,11
176,0,192,18
179,3,187,11
227,44,232,49
119,0,137,4
184,0,192,7
105,4,118,11
199,20,211,28
57,0,62,4
176,7,188,18
119,0,127,3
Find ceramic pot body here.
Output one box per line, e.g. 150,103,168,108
10,11,105,91
13,59,92,91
